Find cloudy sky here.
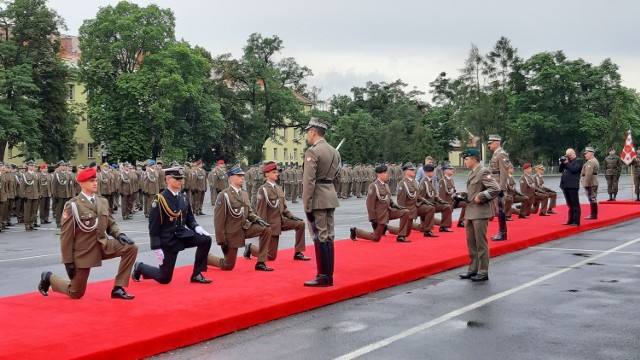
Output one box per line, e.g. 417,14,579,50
48,0,640,101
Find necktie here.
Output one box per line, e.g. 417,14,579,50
90,197,96,206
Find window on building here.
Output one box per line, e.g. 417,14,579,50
67,84,74,100
283,128,287,141
273,148,277,160
294,148,298,161
283,148,288,162
87,143,94,158
262,148,267,160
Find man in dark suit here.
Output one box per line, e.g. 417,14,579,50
132,166,213,284
560,148,583,226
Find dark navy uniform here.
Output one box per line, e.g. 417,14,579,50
135,188,212,284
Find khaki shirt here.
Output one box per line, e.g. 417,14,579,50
302,138,340,213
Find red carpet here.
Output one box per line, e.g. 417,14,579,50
2,203,639,360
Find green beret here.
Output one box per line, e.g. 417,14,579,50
461,149,481,158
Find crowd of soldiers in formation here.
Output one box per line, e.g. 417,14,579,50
8,147,637,235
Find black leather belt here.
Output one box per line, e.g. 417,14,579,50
317,179,333,184
492,171,500,174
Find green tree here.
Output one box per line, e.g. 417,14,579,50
0,0,73,161
79,0,177,162
212,33,312,164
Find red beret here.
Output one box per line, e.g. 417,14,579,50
262,162,278,173
195,159,203,166
40,163,47,170
77,167,97,182
522,163,531,170
217,159,224,165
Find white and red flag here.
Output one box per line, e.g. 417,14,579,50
621,129,636,165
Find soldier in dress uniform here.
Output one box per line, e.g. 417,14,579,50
504,165,528,220
301,117,340,287
2,164,16,228
291,164,302,203
156,160,166,193
142,160,160,217
245,165,255,198
39,164,52,225
439,164,466,228
633,149,640,201
349,164,411,242
251,161,310,262
135,163,144,211
397,162,437,237
581,147,600,220
519,163,549,218
119,163,137,220
457,149,500,282
533,164,557,215
419,164,453,232
208,165,273,271
192,160,207,215
21,161,40,231
250,163,265,211
15,165,25,224
38,167,138,299
51,160,70,227
603,147,625,201
97,163,112,212
132,166,212,285
487,134,511,241
110,164,120,212
208,160,228,206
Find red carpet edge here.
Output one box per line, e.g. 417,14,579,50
1,203,638,360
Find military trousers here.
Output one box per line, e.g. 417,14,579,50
261,218,306,260
504,193,527,217
39,197,51,223
50,241,138,299
584,186,598,204
465,218,490,276
23,198,39,228
208,223,272,268
307,208,335,243
138,234,211,284
605,174,620,195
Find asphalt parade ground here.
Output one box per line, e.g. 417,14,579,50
2,175,639,359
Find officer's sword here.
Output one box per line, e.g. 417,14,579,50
336,138,346,151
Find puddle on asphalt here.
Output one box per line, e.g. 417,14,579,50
600,279,619,283
586,262,604,266
572,253,591,258
566,289,579,292
466,321,486,328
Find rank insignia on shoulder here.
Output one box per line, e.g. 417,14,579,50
151,201,157,208
216,199,222,206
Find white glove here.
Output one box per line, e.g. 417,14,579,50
154,249,164,265
194,226,211,236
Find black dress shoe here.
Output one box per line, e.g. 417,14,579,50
518,215,529,219
548,210,557,214
458,272,477,280
293,252,311,261
396,236,411,243
491,232,507,241
505,217,513,222
569,223,579,227
423,231,438,238
349,227,357,241
539,213,550,216
131,261,142,282
190,273,213,283
439,227,453,233
457,221,465,227
111,287,135,300
243,244,252,260
42,220,51,224
470,274,489,282
255,262,274,271
584,215,597,220
38,271,52,296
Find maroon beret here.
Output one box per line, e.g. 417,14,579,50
77,167,97,182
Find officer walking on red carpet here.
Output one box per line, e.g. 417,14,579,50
38,167,138,299
208,165,273,271
302,117,340,287
253,161,311,261
458,149,500,282
132,166,213,284
349,164,411,242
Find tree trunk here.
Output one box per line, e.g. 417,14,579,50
0,140,6,161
